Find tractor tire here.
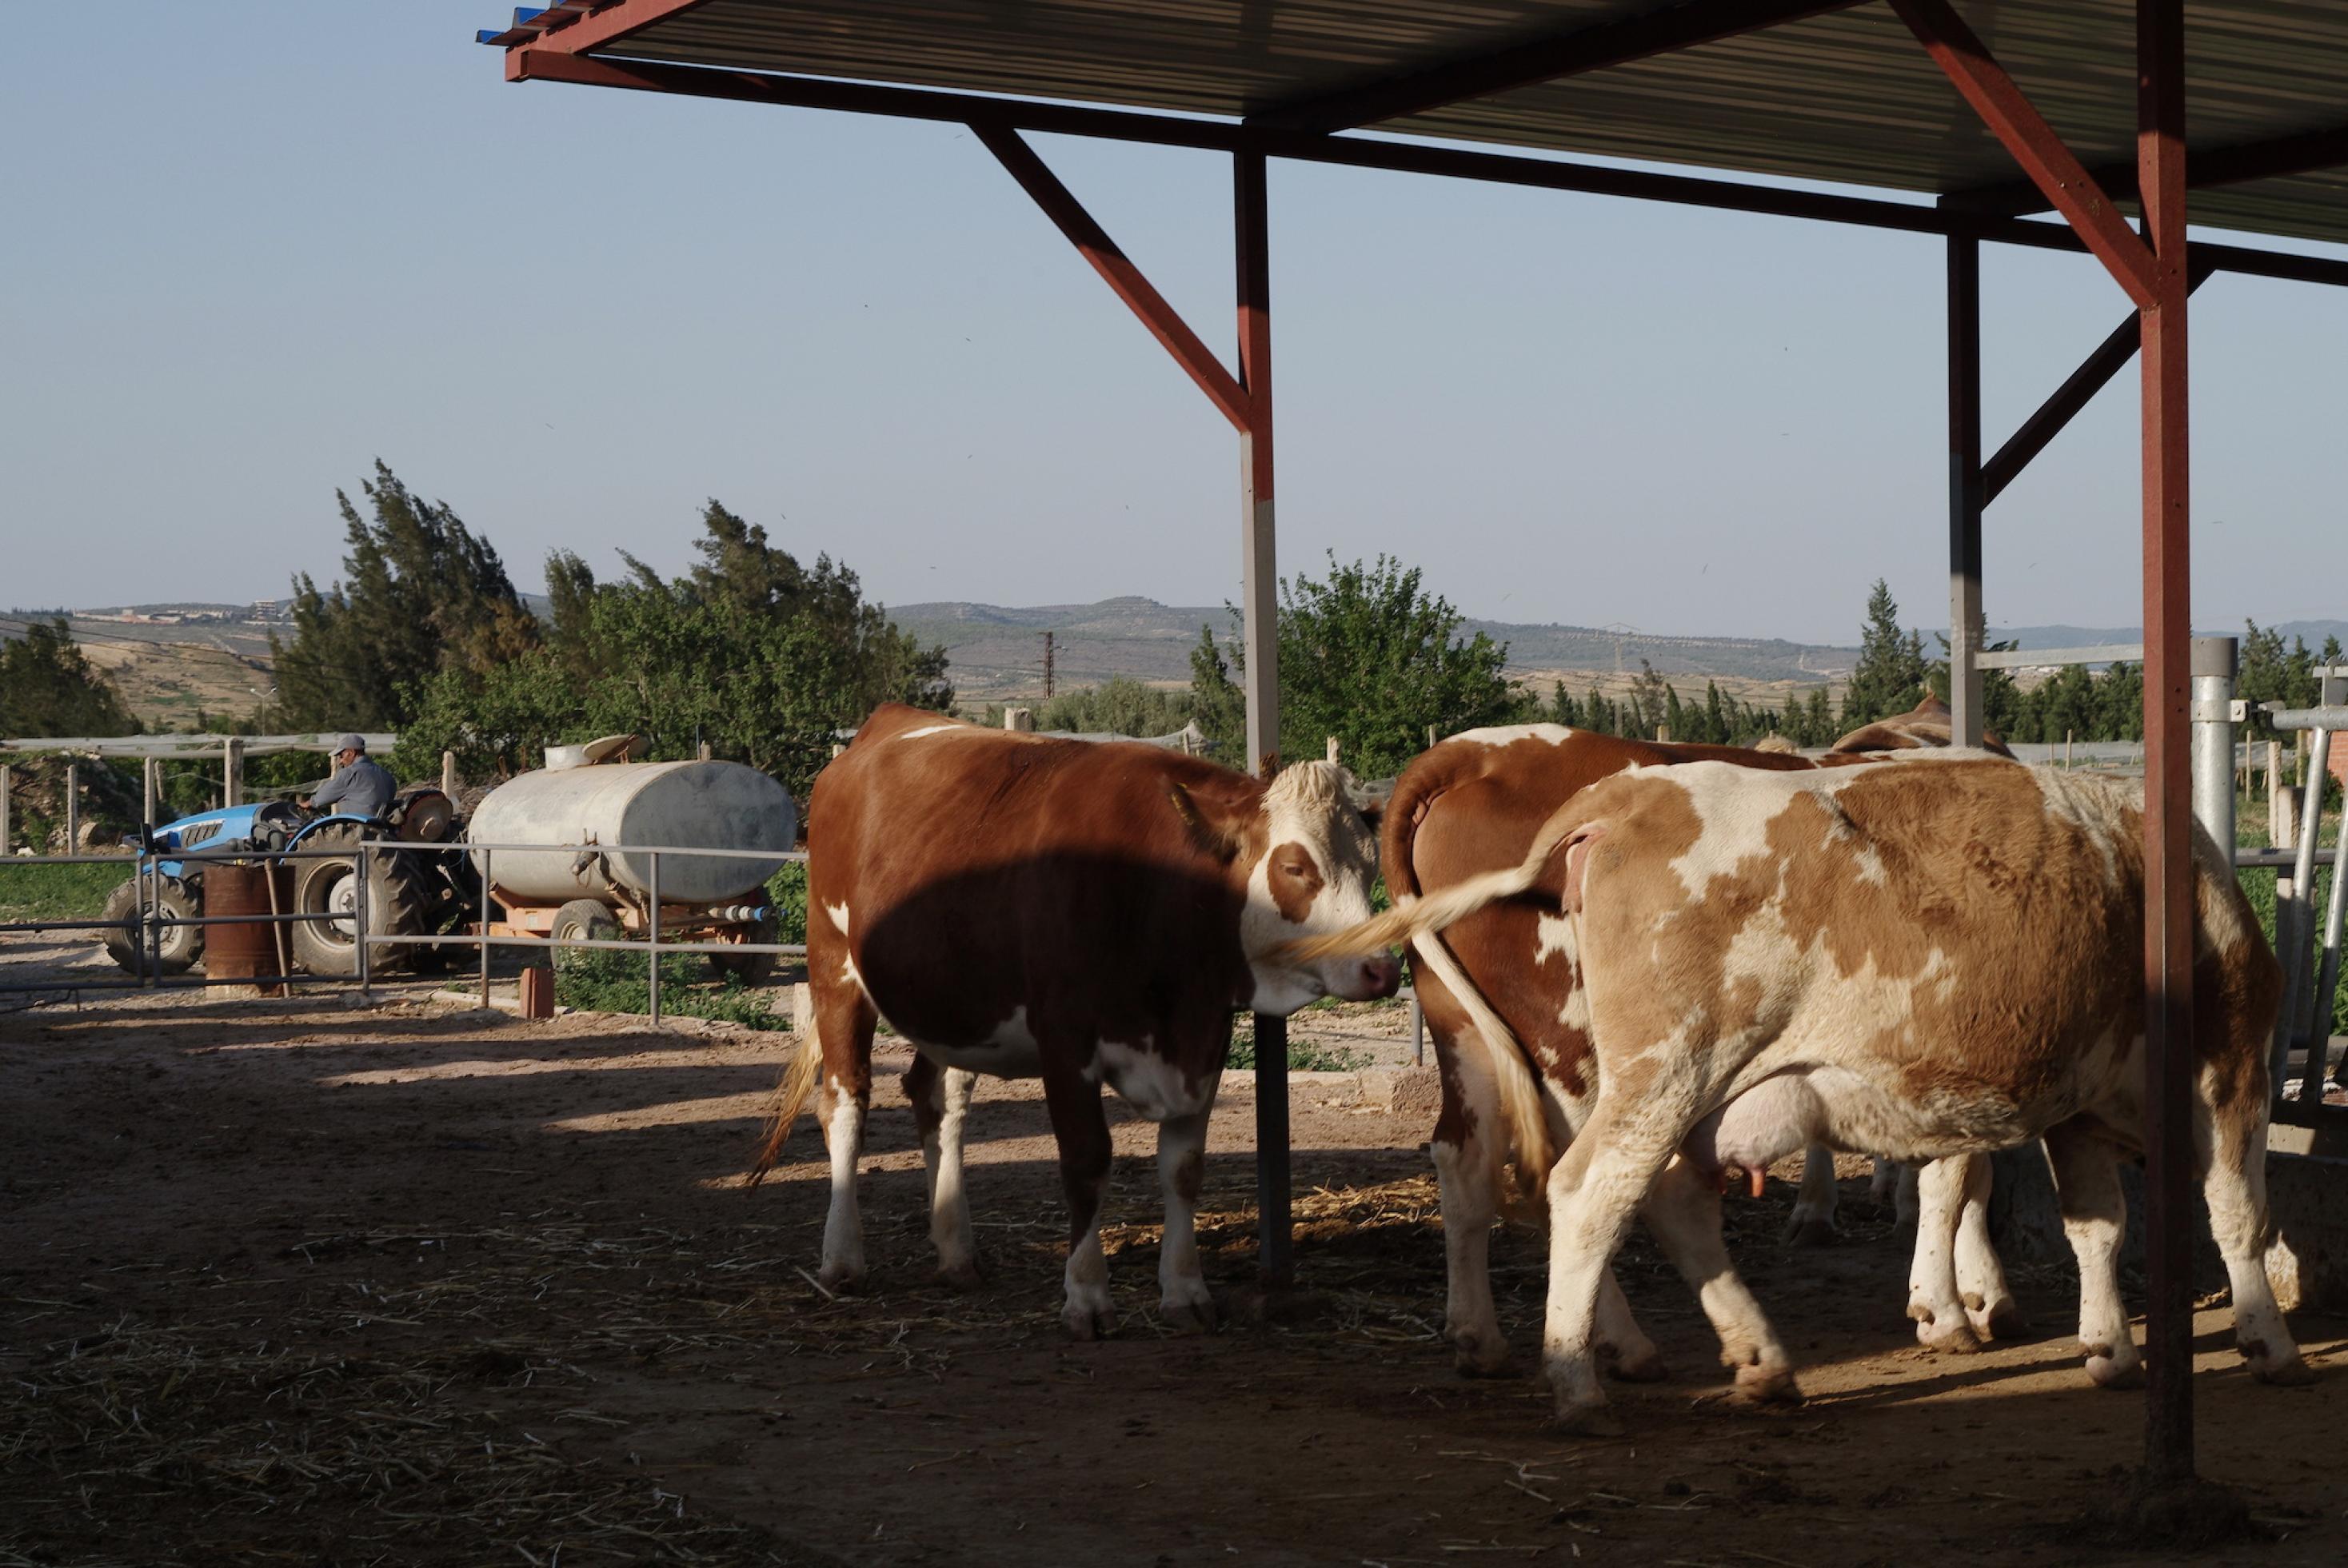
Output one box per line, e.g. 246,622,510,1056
550,899,618,948
709,910,780,987
289,823,435,978
98,876,203,976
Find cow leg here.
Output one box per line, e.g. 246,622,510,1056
2043,1120,2138,1387
1155,1107,1217,1331
1906,1157,1983,1353
905,1054,981,1289
1639,1156,1793,1402
2198,1091,2310,1384
1040,1062,1116,1340
1951,1152,2025,1341
1893,1161,1920,1231
811,978,877,1293
1430,1048,1512,1375
1783,1143,1839,1247
1869,1156,1899,1207
1539,1104,1695,1434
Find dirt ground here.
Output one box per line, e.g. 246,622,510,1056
4,994,2346,1567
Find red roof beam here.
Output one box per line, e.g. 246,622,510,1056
1943,120,2348,217
971,125,1252,433
1888,0,2158,308
1250,0,1870,134
501,0,712,78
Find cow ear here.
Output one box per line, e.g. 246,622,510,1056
1167,782,1247,864
1561,825,1610,915
1356,798,1385,830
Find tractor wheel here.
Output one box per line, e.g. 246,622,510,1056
98,876,203,976
550,899,618,948
289,823,434,978
709,910,780,987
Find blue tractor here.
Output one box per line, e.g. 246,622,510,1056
98,788,470,976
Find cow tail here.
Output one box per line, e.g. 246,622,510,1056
744,1027,823,1189
1373,750,1565,1207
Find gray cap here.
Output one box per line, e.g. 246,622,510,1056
334,733,367,755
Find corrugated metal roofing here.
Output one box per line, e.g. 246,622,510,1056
524,0,2348,248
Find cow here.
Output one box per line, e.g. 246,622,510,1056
748,704,1398,1338
1297,755,2308,1432
1383,716,2022,1379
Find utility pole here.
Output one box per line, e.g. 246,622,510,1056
1041,631,1056,700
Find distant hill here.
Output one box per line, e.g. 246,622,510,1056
16,596,2339,728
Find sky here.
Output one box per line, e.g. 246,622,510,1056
3,3,2344,647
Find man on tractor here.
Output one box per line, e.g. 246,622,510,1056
302,734,397,820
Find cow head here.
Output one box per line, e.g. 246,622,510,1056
1170,760,1399,1014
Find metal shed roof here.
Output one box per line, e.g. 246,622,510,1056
490,1,2348,248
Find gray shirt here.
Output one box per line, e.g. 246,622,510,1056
310,756,397,820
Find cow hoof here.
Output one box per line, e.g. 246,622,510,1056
1160,1295,1219,1335
1782,1214,1835,1248
1061,1303,1115,1342
1731,1363,1802,1407
1915,1317,1983,1355
1544,1402,1627,1439
2083,1347,2142,1388
1967,1296,2028,1343
933,1261,984,1291
1603,1346,1671,1384
1452,1331,1513,1378
2248,1351,2314,1386
817,1262,867,1295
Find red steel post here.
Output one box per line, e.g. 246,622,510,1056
2137,0,2195,1484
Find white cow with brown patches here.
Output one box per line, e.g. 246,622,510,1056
749,704,1396,1338
1299,755,2307,1431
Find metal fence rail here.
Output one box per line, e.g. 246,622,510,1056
1,837,809,1027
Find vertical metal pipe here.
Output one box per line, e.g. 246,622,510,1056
1947,234,1986,748
65,762,79,852
2136,0,2194,1484
224,739,243,808
0,764,12,854
1411,991,1424,1068
2274,727,2330,1112
2189,637,2237,858
480,847,494,1010
354,844,371,1001
648,850,662,1029
1236,146,1292,1290
2310,805,2348,1105
143,756,158,828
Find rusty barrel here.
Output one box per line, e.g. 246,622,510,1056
205,860,296,995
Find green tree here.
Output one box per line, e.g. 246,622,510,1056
0,619,140,737
271,462,540,730
1841,580,1929,728
1192,554,1521,777
392,501,949,800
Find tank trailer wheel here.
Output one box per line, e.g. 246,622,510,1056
709,909,781,987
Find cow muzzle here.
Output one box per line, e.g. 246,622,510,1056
1335,954,1402,1002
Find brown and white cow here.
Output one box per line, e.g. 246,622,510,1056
749,704,1397,1337
1385,716,2021,1378
1304,756,2307,1431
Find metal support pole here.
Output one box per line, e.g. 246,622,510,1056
142,756,158,828
647,850,662,1028
1947,234,1986,748
2189,637,2238,858
65,762,79,852
0,764,12,854
223,738,243,808
2273,725,2330,1110
1236,146,1292,1290
2136,0,2195,1485
480,847,494,1009
354,844,371,1001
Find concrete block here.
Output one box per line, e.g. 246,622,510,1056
1357,1065,1442,1123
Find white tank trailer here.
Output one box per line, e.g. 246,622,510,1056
466,755,799,982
